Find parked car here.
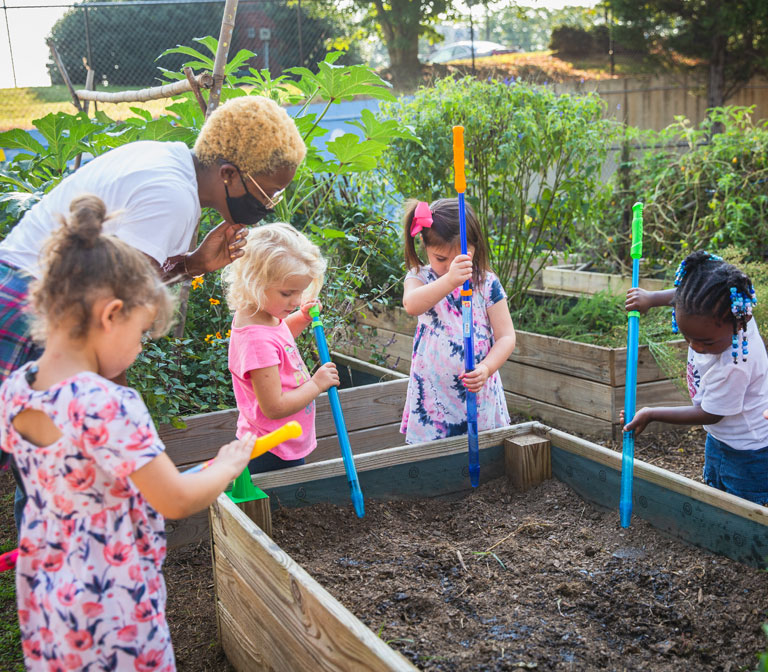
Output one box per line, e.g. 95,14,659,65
425,40,515,64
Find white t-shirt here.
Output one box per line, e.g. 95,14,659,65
0,141,201,277
687,317,768,450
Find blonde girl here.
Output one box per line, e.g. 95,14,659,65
223,222,338,473
0,196,254,671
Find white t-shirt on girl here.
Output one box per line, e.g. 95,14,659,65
687,317,768,451
0,141,200,277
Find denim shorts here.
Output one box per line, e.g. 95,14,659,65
704,433,768,505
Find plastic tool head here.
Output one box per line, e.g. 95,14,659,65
251,421,302,461
452,125,466,193
631,201,643,260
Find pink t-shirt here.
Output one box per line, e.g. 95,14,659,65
228,319,316,460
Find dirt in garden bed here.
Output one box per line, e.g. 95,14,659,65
272,473,767,672
0,425,751,672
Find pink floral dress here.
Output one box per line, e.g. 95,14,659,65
400,266,511,444
0,364,174,672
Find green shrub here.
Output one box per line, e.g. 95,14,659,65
381,76,617,306
589,107,768,276
549,25,595,56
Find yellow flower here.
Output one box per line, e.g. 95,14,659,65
191,276,204,290
226,329,231,338
204,334,214,343
216,331,223,340
732,157,738,164
209,298,220,305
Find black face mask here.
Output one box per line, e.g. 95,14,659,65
224,173,273,225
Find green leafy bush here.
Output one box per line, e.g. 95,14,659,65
589,107,768,276
381,76,617,305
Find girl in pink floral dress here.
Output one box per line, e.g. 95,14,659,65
400,198,516,444
0,196,254,671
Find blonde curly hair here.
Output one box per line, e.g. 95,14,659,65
194,96,306,175
222,222,326,314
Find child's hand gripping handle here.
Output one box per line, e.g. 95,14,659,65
185,421,302,474
452,126,466,194
307,303,365,517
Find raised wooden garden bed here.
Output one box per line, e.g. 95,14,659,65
338,306,687,440
542,264,668,296
210,421,768,671
157,353,407,549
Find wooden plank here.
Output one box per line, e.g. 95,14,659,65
504,390,613,439
339,326,413,375
546,427,768,525
238,497,272,538
315,379,408,437
211,496,417,671
159,377,409,468
510,330,614,384
310,423,403,464
499,360,614,420
166,509,209,550
505,434,551,491
542,265,668,295
615,378,689,420
612,340,687,386
352,306,417,335
548,435,768,568
332,351,407,382
252,423,540,491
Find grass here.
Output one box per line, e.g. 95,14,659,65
0,481,23,670
0,85,177,131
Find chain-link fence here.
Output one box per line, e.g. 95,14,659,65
1,0,339,89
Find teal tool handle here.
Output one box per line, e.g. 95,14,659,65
308,305,365,517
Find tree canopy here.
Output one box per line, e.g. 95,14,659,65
608,0,768,107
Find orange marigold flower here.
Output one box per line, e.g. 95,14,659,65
191,276,204,290
209,298,220,305
205,334,214,343
215,332,223,340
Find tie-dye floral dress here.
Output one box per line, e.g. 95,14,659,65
400,266,511,444
0,364,174,672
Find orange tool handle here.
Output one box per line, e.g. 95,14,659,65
452,125,466,193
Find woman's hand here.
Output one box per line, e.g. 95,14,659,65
447,253,473,289
460,363,490,393
311,362,339,393
188,221,248,275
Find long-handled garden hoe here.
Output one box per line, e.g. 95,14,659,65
0,423,303,574
452,125,480,488
620,201,644,528
308,304,365,517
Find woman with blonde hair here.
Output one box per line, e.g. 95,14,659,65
0,95,306,528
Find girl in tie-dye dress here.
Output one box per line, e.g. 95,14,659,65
0,196,254,671
400,198,516,444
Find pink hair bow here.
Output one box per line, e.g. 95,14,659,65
410,201,433,237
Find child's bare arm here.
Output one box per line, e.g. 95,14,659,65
285,299,320,339
130,435,253,519
626,288,676,314
249,363,339,420
622,405,723,436
403,255,473,316
461,300,516,393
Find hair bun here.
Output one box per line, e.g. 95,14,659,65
66,194,107,247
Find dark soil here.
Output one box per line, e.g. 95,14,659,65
1,424,762,672
272,473,767,671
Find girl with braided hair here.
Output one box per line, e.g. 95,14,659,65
623,250,768,505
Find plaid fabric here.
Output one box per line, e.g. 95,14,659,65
0,262,41,384
0,262,41,474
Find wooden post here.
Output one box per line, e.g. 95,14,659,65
238,498,272,538
184,66,208,114
504,433,551,491
206,0,239,118
47,39,82,112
